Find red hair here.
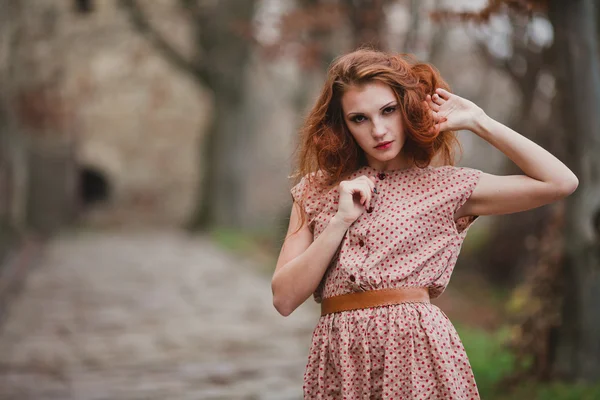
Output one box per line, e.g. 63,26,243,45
290,48,463,232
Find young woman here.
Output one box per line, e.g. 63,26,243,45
271,48,578,399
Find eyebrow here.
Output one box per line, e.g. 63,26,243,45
346,101,397,117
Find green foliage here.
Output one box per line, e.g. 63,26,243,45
491,381,600,400
209,227,278,274
456,323,600,399
210,227,257,254
455,323,516,396
461,224,490,254
533,383,600,400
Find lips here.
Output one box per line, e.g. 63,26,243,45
375,141,392,148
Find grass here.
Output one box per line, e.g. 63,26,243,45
208,226,279,275
455,323,516,397
491,382,600,400
456,323,600,399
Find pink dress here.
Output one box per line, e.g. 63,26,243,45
290,164,483,400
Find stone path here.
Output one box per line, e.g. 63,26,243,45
0,229,318,399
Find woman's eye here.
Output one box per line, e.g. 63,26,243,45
383,106,397,114
352,115,366,123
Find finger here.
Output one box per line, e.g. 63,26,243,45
429,106,445,123
427,102,444,123
435,87,452,100
360,175,376,192
367,176,376,191
361,182,372,209
436,121,449,132
428,108,437,122
369,176,377,199
348,184,363,203
426,94,440,112
432,93,445,106
357,190,366,206
357,183,370,207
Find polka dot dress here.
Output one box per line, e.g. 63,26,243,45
290,164,483,399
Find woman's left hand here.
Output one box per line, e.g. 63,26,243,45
425,88,487,133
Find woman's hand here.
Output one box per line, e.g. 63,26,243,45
336,175,377,225
425,88,487,133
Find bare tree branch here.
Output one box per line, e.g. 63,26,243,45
430,0,544,23
475,40,520,83
346,0,390,49
428,0,447,63
119,0,205,84
402,0,422,52
178,0,202,19
474,15,551,109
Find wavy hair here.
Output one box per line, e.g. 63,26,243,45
290,48,463,233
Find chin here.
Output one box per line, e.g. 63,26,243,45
373,150,401,161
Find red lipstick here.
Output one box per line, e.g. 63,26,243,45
375,141,392,150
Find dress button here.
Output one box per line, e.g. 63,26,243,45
366,206,374,213
349,274,356,282
377,172,386,180
359,239,365,247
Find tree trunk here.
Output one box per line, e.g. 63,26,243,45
0,0,19,259
346,0,388,50
122,0,256,230
191,0,256,229
549,0,600,381
0,0,29,245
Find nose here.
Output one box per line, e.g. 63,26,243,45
372,116,387,138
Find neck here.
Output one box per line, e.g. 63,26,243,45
366,156,413,172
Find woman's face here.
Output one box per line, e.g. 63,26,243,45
341,81,409,170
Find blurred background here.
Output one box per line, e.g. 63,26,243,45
0,0,598,399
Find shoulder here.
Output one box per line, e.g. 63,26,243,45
293,169,329,192
429,164,455,177
290,169,332,202
290,169,337,224
429,165,483,209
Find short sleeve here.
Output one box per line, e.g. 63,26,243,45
290,174,307,204
290,172,324,231
447,166,483,235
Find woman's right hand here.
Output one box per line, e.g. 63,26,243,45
336,175,377,224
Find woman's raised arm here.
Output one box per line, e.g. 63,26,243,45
426,88,578,219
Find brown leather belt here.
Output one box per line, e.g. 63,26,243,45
320,287,430,316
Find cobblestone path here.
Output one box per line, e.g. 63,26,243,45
0,230,318,400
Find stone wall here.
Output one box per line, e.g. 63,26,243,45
12,0,211,227
63,0,210,226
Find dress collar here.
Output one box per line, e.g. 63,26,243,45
358,164,429,175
